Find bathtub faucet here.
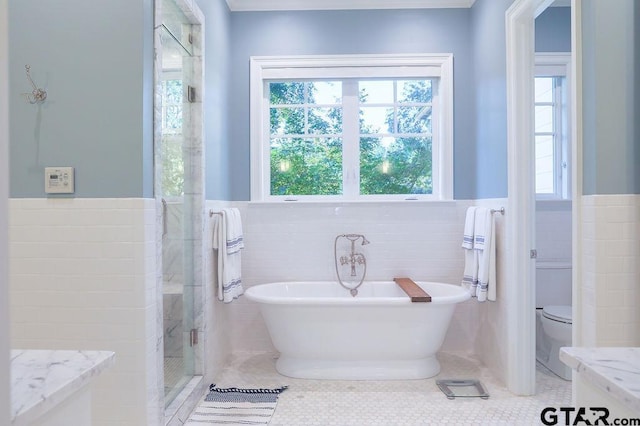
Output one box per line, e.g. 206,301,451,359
340,250,366,277
338,234,370,275
334,234,369,296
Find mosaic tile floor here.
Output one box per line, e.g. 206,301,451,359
193,351,571,425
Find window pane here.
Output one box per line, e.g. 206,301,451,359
270,82,305,104
164,80,183,104
264,74,443,199
359,81,394,104
161,79,184,196
310,81,342,104
270,137,343,195
308,107,342,134
163,106,183,133
535,78,553,103
397,106,432,134
270,107,304,135
161,135,184,197
360,107,393,134
398,80,432,103
360,136,432,195
535,106,553,133
535,135,554,194
162,80,183,135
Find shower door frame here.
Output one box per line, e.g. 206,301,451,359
154,0,206,420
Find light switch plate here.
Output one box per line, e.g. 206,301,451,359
45,167,74,194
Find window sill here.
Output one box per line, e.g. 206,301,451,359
248,199,457,207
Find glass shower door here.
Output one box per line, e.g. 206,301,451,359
157,0,202,407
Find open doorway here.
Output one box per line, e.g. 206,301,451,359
504,0,580,395
533,5,573,384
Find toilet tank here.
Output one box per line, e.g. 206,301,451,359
535,260,572,308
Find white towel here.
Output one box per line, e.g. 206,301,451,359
225,208,244,254
474,207,496,302
212,208,244,303
461,207,478,292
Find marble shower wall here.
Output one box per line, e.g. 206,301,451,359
162,202,184,359
163,201,184,287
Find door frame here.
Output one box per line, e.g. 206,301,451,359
505,0,582,395
505,0,556,395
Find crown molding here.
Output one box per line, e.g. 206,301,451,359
226,0,476,12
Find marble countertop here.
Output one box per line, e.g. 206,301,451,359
560,347,640,413
10,349,115,425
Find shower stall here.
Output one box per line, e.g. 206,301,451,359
154,0,205,414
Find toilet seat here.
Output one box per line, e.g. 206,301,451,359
542,305,572,324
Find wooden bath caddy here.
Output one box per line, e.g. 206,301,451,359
393,278,432,302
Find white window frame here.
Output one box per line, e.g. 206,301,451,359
534,53,571,200
249,54,453,202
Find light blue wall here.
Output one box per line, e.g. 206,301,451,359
227,9,476,200
9,0,154,198
468,1,571,200
582,0,639,194
198,0,232,201
469,0,514,199
535,7,571,53
7,1,577,200
223,2,576,200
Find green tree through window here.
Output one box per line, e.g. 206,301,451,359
161,79,184,197
270,81,343,196
269,79,433,196
360,79,433,195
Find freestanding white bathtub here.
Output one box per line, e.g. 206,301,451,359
244,281,470,380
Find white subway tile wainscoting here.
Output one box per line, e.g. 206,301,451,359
580,195,640,347
218,200,509,387
10,196,628,426
9,198,161,426
227,200,479,353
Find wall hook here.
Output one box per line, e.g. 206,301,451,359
22,65,47,104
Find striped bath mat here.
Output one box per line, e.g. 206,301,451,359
185,384,288,425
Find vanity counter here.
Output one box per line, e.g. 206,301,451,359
560,347,640,415
11,349,115,425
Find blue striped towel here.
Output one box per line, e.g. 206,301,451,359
461,207,478,291
212,208,244,303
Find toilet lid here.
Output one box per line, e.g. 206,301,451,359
542,305,572,324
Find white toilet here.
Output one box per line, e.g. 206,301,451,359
535,261,572,380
